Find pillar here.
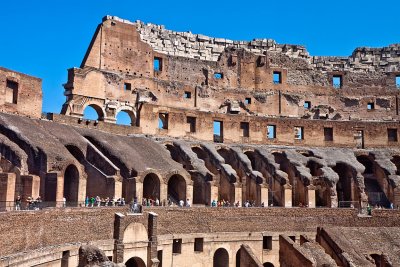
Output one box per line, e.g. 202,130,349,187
186,184,193,203
261,185,268,207
307,185,316,208
235,185,242,205
136,181,143,204
160,183,167,206
0,173,16,211
78,178,86,203
21,175,40,199
284,185,292,207
56,174,64,207
210,183,219,205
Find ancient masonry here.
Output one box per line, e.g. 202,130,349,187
0,15,400,267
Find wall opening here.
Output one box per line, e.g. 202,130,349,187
324,127,333,141
245,97,251,105
158,113,169,129
124,82,131,91
333,75,342,89
367,102,375,110
273,71,282,84
214,73,223,79
154,57,162,71
125,257,146,267
263,236,272,250
194,238,204,252
213,248,229,267
354,130,364,149
173,239,182,254
116,110,135,126
5,80,18,104
240,122,250,138
213,120,223,143
83,104,104,121
63,164,79,203
263,263,275,267
168,174,186,204
388,128,398,142
187,116,196,133
304,101,311,109
289,236,296,242
143,173,160,202
396,76,400,88
157,250,163,267
294,126,304,140
267,125,276,139
61,250,70,267
184,91,192,99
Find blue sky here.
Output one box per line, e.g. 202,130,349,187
1,0,399,120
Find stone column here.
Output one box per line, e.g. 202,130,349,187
78,178,86,203
210,183,219,205
113,213,125,264
307,185,316,208
260,185,268,207
284,185,292,207
148,212,160,267
0,173,16,211
234,184,242,205
160,183,167,206
56,174,64,207
186,184,193,204
136,181,143,204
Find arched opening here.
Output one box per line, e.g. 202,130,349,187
213,248,229,267
125,257,146,267
263,263,274,267
236,249,241,267
391,155,400,175
83,104,104,121
167,174,186,204
357,155,389,207
63,164,79,203
116,110,135,126
307,160,329,207
333,163,356,207
143,173,160,202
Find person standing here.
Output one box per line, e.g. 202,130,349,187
15,195,21,211
185,198,191,207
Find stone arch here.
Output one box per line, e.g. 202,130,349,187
143,173,160,202
115,107,136,126
235,248,241,267
333,163,357,207
213,248,229,267
391,155,400,175
63,164,80,203
167,174,187,204
263,263,274,267
125,256,146,267
83,103,105,121
123,223,148,244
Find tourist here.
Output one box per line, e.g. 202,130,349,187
367,204,372,216
185,198,191,207
62,196,66,208
85,196,89,207
211,200,217,207
390,202,394,209
36,196,42,210
96,196,101,207
155,198,160,206
179,199,184,207
15,195,21,211
90,196,95,207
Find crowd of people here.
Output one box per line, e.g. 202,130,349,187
84,196,126,207
14,195,43,210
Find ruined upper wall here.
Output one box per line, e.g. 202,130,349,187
0,67,42,118
105,16,400,73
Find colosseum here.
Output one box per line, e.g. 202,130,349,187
1,15,400,267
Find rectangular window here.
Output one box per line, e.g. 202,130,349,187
157,250,163,267
267,125,276,139
245,97,251,105
333,75,342,89
187,116,196,133
214,73,223,79
388,129,398,142
124,83,131,91
61,251,70,267
294,127,304,140
240,122,250,138
6,80,18,104
194,238,204,252
367,102,375,110
213,120,223,143
273,71,282,84
324,127,333,141
173,239,182,254
158,113,168,130
154,57,162,71
184,91,192,99
304,101,311,109
263,236,272,250
396,76,400,89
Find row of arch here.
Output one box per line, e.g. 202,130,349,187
84,104,136,126
124,248,275,267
